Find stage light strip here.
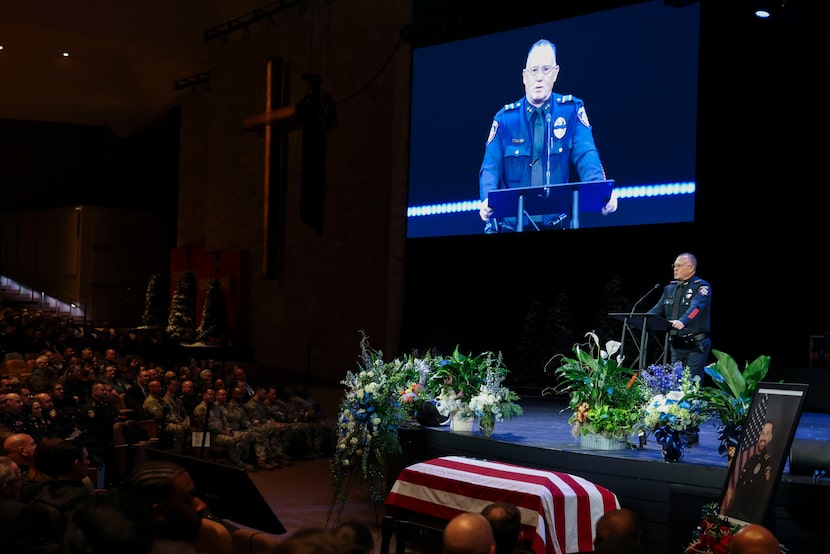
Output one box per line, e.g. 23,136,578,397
407,181,695,217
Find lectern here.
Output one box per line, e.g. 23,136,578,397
487,180,614,232
609,312,671,370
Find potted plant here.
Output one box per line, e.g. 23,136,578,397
689,349,770,463
425,346,518,431
468,364,524,437
544,331,642,448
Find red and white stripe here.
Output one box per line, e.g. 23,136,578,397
385,455,620,554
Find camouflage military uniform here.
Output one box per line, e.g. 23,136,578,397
265,395,318,459
143,393,191,453
219,399,279,464
193,400,253,470
244,396,292,464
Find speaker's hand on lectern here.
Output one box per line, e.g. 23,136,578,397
479,198,493,221
601,189,619,215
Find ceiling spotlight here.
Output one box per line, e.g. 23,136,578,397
755,9,771,18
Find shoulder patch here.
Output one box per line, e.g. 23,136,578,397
503,102,521,111
577,106,591,128
487,120,498,144
697,286,709,296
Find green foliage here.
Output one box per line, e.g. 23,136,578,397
544,331,641,441
691,349,770,426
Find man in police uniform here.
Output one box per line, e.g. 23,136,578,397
478,38,616,233
648,253,712,381
724,420,775,523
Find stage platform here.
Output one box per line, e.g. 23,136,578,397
393,396,830,553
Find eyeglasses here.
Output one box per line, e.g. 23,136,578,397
524,65,557,77
671,263,689,269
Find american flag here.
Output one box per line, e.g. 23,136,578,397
729,392,769,490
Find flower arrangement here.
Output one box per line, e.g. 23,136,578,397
545,331,642,442
468,364,524,430
641,362,705,435
426,346,508,419
331,332,418,506
684,502,743,554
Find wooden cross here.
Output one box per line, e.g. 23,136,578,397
243,61,335,279
242,57,292,279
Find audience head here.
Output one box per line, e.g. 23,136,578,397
3,432,37,468
444,512,496,554
63,491,154,554
273,527,345,554
481,502,523,554
0,455,24,500
728,524,781,554
333,520,375,554
120,460,207,542
33,437,89,479
594,508,641,548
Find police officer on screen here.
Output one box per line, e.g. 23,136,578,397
478,38,617,234
648,252,712,381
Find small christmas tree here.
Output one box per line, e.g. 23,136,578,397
196,277,230,344
166,271,197,344
142,271,168,327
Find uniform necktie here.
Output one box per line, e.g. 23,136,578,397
671,283,685,320
531,108,545,186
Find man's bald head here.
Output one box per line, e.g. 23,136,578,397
595,508,641,546
728,524,780,554
444,512,496,554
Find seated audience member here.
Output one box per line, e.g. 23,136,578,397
192,388,255,472
481,502,523,554
119,460,210,552
124,368,151,420
727,524,781,554
101,362,131,395
0,455,61,554
29,354,57,393
3,433,37,477
143,378,190,453
333,520,375,554
444,512,497,554
26,437,94,536
266,385,319,460
273,527,345,554
179,379,201,415
576,508,643,554
245,385,291,466
1,391,42,441
62,491,154,554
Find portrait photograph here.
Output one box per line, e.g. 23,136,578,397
719,381,809,527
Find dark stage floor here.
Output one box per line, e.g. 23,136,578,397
419,395,830,476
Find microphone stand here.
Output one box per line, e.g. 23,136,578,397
620,284,661,369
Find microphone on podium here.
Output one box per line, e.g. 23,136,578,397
629,283,661,318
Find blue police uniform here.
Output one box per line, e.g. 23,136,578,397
479,93,606,233
648,276,712,380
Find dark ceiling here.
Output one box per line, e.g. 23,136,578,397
0,1,271,137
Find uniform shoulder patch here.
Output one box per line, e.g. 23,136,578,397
577,106,591,128
503,101,521,111
486,120,498,144
697,286,709,296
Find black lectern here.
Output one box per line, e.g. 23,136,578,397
609,312,671,370
487,180,614,232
